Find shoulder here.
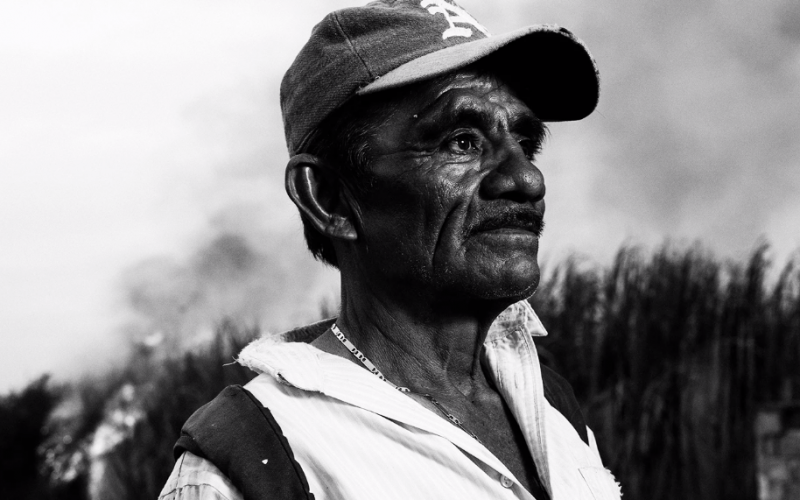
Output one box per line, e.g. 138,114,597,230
158,451,243,500
172,384,316,500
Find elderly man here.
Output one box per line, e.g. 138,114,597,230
160,1,619,499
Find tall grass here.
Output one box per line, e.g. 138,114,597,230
96,321,257,499
531,243,800,500
7,243,798,499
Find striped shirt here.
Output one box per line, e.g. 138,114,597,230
159,301,622,500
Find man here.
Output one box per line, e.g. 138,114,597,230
159,1,619,499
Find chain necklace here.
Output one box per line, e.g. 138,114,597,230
330,323,481,443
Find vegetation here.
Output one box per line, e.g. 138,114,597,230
1,243,798,499
532,243,800,500
0,376,61,499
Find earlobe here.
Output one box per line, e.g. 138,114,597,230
285,154,358,241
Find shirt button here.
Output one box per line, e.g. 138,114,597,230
500,475,514,488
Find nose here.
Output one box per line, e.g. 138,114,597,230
479,139,546,203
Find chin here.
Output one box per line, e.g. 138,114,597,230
449,255,541,304
486,266,541,302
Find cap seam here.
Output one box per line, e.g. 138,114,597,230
331,11,375,81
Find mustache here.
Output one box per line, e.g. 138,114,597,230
466,208,545,238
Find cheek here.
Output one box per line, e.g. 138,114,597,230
426,169,484,240
359,163,482,269
357,188,438,273
370,172,471,241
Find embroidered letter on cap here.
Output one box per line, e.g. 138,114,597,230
420,0,489,40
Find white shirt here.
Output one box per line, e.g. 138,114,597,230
159,301,622,500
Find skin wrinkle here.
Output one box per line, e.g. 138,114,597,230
431,199,464,282
360,308,488,394
336,263,498,395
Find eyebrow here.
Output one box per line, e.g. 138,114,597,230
417,99,549,145
510,112,549,145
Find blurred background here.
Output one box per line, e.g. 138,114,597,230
1,0,799,499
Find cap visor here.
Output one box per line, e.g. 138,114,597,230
357,25,599,122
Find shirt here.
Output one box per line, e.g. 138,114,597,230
159,300,622,500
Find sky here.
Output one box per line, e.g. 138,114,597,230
1,0,799,393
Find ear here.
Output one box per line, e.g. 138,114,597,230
285,154,358,241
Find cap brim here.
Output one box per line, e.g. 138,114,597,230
357,25,599,122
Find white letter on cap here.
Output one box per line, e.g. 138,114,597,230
421,0,489,40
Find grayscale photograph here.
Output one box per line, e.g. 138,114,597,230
1,1,799,499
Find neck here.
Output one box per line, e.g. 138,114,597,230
334,275,510,398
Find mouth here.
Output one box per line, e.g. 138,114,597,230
467,209,545,239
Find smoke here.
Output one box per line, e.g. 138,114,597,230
0,0,362,393
117,79,339,349
117,0,800,348
120,226,332,349
590,0,800,232
468,0,800,263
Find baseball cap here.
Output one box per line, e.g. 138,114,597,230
281,0,600,156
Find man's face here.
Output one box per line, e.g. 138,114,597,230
349,70,547,305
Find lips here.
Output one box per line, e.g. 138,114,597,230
467,208,545,238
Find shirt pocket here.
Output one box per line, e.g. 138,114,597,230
578,467,623,500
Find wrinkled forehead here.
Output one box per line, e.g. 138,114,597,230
423,71,532,115
368,67,534,121
431,69,519,96
368,68,538,132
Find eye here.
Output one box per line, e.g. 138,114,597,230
447,133,481,155
518,138,541,160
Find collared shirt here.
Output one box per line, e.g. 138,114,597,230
159,301,622,500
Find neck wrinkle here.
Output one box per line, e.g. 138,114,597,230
337,278,505,398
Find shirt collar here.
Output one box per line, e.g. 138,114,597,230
238,299,546,390
487,299,548,341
